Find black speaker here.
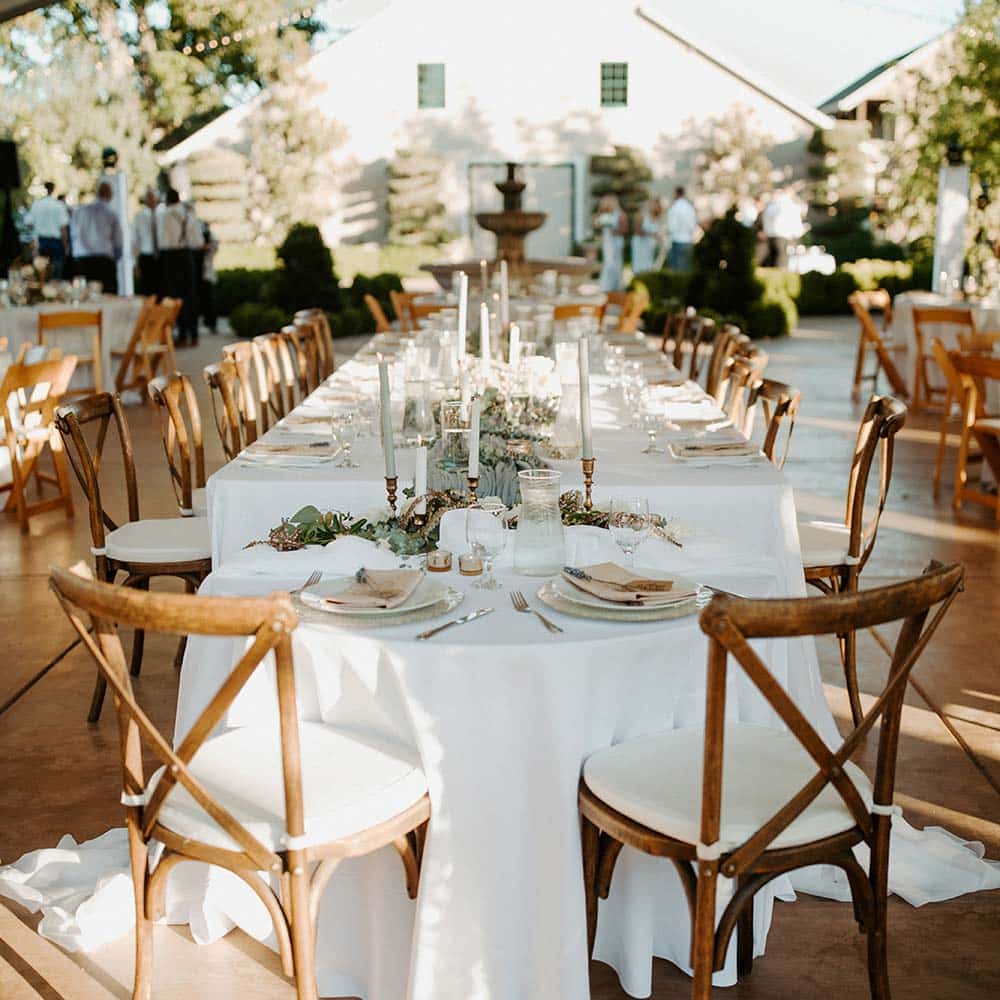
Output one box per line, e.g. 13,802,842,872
0,140,21,190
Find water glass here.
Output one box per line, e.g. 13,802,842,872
331,410,359,467
609,497,650,567
466,503,506,590
641,404,665,454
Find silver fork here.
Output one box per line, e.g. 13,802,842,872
510,590,563,634
290,569,323,595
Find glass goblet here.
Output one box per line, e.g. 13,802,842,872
466,503,506,590
609,497,650,567
331,411,360,468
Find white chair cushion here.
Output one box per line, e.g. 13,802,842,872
105,516,210,563
583,722,872,853
185,487,208,518
151,722,428,852
797,518,854,568
975,418,1000,434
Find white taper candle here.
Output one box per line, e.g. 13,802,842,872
508,322,521,368
480,301,491,372
578,339,594,461
499,259,509,330
414,446,427,515
456,271,468,360
378,360,396,478
468,397,481,479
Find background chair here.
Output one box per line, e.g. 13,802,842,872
50,564,431,1000
579,563,963,999
204,357,258,461
956,330,1000,353
849,292,908,401
38,309,103,398
798,395,907,725
949,350,1000,519
281,324,321,398
113,297,180,397
148,374,208,519
55,393,211,721
748,378,802,469
254,331,298,417
911,307,975,412
223,340,275,433
0,352,78,532
294,309,335,380
364,294,393,333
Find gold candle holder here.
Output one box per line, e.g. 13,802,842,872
466,475,479,501
581,457,596,511
385,476,399,513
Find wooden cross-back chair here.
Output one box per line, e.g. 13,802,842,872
747,378,802,469
849,292,908,402
364,294,393,334
223,340,275,433
113,297,180,397
911,306,975,413
49,564,431,1000
660,307,696,366
720,354,764,435
38,308,104,398
0,352,78,532
704,326,749,401
552,302,607,326
685,317,719,385
55,393,211,722
281,324,321,399
294,309,335,380
605,288,648,333
254,331,298,417
947,349,1000,520
148,374,207,519
579,561,964,1000
390,290,415,332
798,395,907,726
203,357,258,462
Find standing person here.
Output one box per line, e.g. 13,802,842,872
71,182,122,292
199,219,219,335
59,196,75,276
157,188,201,346
132,187,160,297
594,194,627,292
630,197,663,275
26,182,70,278
666,186,697,271
761,186,806,268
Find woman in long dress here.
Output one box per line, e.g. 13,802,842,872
630,197,664,275
594,194,627,292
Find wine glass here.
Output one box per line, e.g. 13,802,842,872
331,410,359,467
466,503,506,590
641,403,665,455
609,497,650,567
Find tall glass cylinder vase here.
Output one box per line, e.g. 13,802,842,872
514,469,565,576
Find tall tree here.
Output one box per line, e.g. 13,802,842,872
695,106,777,217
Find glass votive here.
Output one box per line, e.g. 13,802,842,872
427,549,453,573
458,553,483,576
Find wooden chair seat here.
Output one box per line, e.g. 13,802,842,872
583,722,872,853
152,721,428,853
797,519,854,568
103,516,210,565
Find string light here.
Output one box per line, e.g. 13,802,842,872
181,6,313,56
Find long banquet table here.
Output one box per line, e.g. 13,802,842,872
188,334,832,998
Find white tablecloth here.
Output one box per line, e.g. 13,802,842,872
0,296,145,392
894,291,1000,394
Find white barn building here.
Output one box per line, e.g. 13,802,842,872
164,0,832,257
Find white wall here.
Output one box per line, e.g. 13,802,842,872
168,0,819,252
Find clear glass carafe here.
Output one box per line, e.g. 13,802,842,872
401,379,436,444
514,469,565,576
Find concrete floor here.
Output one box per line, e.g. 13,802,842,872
0,316,998,999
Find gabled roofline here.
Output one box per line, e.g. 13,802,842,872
636,3,833,131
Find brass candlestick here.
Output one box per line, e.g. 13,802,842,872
385,476,398,513
581,457,596,511
466,475,480,501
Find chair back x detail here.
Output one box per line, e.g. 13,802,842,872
148,373,206,517
204,356,258,461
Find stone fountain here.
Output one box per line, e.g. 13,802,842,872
422,160,594,290
474,162,547,269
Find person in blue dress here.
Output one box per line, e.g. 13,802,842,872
630,197,664,275
594,194,627,292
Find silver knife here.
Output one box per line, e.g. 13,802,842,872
415,607,494,640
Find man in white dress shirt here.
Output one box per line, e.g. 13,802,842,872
666,186,697,272
761,187,806,268
26,182,70,278
157,188,204,345
71,182,122,293
132,187,162,297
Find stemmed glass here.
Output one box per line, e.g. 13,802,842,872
466,502,507,590
609,497,650,567
331,410,359,467
604,344,625,384
640,396,665,454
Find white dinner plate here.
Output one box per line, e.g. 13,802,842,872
299,575,448,616
553,567,702,611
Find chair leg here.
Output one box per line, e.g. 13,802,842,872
86,672,108,725
842,627,863,728
866,819,892,1000
129,578,150,677
852,336,868,401
932,395,951,496
127,823,153,1000
736,881,754,978
580,813,601,959
287,860,319,1000
691,863,719,1000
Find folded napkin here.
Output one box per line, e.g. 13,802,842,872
562,562,698,606
320,568,424,609
670,441,760,459
243,441,341,458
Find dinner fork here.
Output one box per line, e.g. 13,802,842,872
290,569,323,595
510,590,563,634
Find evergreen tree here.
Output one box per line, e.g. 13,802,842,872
386,150,452,246
589,146,652,219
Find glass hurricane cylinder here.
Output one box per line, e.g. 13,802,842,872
514,469,565,576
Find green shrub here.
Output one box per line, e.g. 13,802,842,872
843,258,912,291
228,302,289,339
756,267,800,304
215,268,275,317
268,223,343,313
631,269,691,305
796,270,858,315
688,210,763,320
747,301,794,339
